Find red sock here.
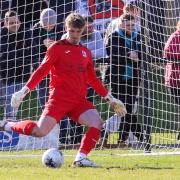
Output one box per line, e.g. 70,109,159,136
79,127,100,155
11,120,37,136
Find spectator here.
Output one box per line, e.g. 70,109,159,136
164,19,180,140
0,1,10,107
104,1,140,45
44,0,75,34
105,13,142,143
81,15,107,60
11,0,47,28
0,11,36,120
32,8,62,109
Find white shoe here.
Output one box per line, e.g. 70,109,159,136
0,120,7,131
72,158,102,168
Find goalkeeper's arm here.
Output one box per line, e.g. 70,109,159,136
11,43,57,108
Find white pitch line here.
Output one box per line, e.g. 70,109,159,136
1,152,180,158
109,151,180,157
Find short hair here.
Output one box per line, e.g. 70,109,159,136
65,12,85,28
120,13,135,23
123,1,140,13
4,11,18,22
82,15,94,23
177,19,180,30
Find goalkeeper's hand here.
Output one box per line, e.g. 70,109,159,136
11,85,30,108
104,93,127,116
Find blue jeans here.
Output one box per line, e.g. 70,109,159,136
5,83,24,120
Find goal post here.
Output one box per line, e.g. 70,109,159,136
0,0,180,154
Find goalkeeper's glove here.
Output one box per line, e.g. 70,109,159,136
104,93,127,116
11,85,30,108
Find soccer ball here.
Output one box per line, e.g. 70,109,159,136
42,148,64,168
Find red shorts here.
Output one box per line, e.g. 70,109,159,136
42,99,95,123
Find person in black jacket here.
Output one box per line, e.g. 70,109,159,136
0,11,37,120
0,1,10,106
11,0,47,28
105,13,142,143
32,8,62,109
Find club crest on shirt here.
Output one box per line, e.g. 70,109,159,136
82,50,87,57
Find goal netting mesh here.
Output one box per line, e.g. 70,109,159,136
0,0,180,155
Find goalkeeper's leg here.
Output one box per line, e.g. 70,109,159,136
71,109,102,168
0,115,56,137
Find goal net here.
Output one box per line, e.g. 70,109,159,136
0,0,180,155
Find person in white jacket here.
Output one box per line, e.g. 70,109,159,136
80,15,107,60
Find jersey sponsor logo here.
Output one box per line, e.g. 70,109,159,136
65,50,71,54
82,50,87,57
0,131,19,149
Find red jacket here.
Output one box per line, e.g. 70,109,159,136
164,30,180,87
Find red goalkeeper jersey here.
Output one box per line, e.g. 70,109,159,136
26,39,108,101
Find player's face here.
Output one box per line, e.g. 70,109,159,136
65,25,85,44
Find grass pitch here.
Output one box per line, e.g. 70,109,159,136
0,150,180,180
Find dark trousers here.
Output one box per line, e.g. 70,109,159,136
112,79,142,142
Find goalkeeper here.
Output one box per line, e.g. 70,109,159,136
0,12,127,168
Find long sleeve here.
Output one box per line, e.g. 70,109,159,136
87,54,108,97
164,31,180,59
26,43,57,90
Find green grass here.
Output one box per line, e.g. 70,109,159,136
0,66,180,179
0,150,180,180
